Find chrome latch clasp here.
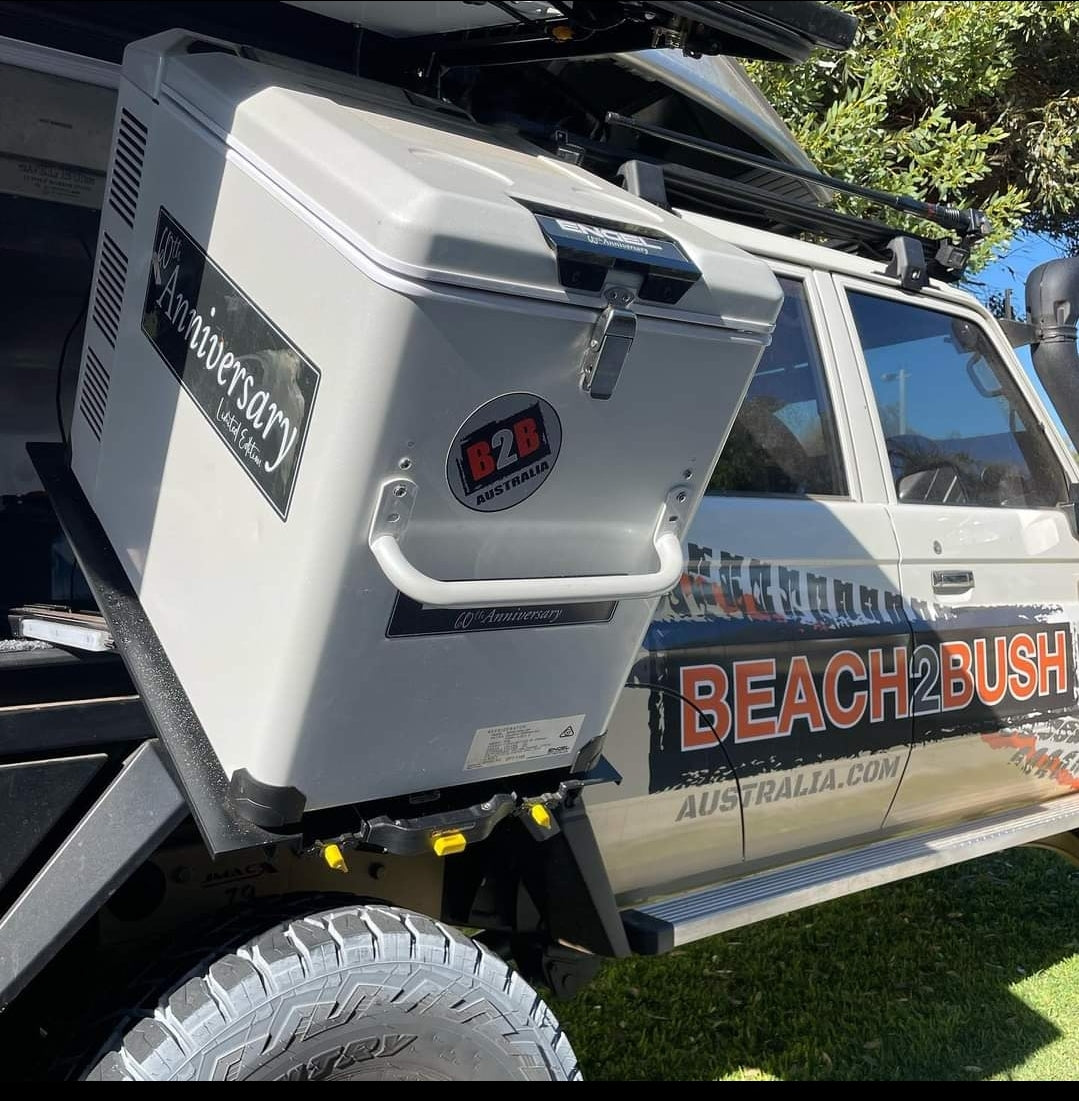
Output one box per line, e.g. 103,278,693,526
580,305,636,400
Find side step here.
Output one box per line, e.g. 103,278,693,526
622,792,1079,954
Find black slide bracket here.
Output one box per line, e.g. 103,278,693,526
28,443,298,856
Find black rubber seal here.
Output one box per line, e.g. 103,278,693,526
229,768,307,829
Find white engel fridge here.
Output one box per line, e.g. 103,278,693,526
70,30,783,823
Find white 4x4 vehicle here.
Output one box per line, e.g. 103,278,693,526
2,0,1079,1083
592,218,1079,951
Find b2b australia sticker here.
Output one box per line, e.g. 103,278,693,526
465,714,585,772
447,393,560,512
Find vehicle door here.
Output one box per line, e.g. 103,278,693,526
590,269,912,899
839,283,1079,829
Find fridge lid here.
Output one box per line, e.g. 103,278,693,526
132,37,783,331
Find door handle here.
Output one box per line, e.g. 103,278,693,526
933,569,974,593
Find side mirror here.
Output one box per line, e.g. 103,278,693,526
898,464,968,505
1027,256,1079,450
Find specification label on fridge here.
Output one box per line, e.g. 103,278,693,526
464,714,585,772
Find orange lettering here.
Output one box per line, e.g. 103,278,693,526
940,641,974,711
680,665,731,749
777,655,826,735
733,659,777,741
823,650,868,729
1009,633,1038,701
1038,629,1069,696
973,636,1009,706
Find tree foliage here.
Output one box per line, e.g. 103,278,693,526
745,1,1079,268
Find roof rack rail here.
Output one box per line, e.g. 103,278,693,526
601,112,990,281
549,127,966,281
605,112,990,241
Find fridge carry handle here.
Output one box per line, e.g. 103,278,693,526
368,480,687,609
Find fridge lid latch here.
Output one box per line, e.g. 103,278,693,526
581,305,636,400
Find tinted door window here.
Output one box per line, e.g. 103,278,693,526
848,292,1066,509
710,278,846,498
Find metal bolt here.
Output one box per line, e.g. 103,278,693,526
399,457,412,470
393,485,408,498
368,862,386,881
675,491,688,504
669,515,679,524
387,513,400,523
683,470,693,481
933,540,943,555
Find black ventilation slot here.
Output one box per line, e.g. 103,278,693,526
79,347,110,440
92,234,128,347
108,108,147,229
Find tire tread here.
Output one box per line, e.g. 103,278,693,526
86,904,578,1081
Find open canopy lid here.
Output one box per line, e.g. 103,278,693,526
286,1,858,65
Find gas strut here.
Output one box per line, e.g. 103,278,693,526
604,112,991,240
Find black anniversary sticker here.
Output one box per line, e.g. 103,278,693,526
141,208,320,519
447,393,561,512
386,592,617,638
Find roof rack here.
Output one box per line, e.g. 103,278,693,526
606,113,990,240
562,112,992,284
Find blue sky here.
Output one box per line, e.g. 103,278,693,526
970,233,1071,442
974,232,1067,309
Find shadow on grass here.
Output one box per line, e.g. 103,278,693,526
559,848,1079,1081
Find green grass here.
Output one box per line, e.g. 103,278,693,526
558,849,1079,1081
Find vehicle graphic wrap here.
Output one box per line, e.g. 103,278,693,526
642,544,1078,794
673,751,907,823
985,718,1079,793
910,603,1079,794
906,603,1076,739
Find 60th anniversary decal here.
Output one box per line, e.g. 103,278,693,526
142,208,319,519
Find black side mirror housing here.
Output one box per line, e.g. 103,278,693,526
1027,257,1079,450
